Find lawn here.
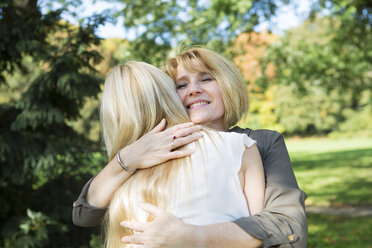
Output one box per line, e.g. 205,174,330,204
285,137,372,247
286,137,372,207
307,214,372,248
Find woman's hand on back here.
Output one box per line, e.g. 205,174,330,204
121,203,196,248
121,119,203,171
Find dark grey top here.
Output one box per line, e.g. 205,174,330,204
72,127,307,247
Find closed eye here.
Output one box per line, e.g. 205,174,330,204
201,76,213,82
176,82,188,89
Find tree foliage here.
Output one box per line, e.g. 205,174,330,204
253,0,372,135
108,0,289,65
0,0,105,246
261,0,371,100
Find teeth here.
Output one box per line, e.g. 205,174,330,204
189,101,209,108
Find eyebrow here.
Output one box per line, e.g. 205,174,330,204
175,75,188,83
176,72,210,82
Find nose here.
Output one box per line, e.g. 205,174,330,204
188,81,203,96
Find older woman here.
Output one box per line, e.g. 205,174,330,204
73,47,307,248
101,61,264,247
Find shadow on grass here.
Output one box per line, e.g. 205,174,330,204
291,148,372,206
306,180,372,206
291,148,372,170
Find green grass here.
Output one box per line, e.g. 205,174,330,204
285,137,372,247
307,213,372,248
286,137,372,207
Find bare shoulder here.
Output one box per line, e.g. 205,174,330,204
241,143,262,172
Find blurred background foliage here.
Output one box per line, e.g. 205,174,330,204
0,0,371,247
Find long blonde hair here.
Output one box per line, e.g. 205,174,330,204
101,61,190,160
164,47,249,129
101,62,193,247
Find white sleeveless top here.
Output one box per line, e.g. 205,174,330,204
168,131,256,225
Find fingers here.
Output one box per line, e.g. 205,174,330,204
148,119,167,134
149,121,201,142
121,233,145,245
173,124,202,139
167,122,197,135
120,220,146,232
168,149,196,159
139,202,165,217
129,122,202,169
173,131,203,149
169,124,203,151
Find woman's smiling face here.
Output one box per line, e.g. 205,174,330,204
175,60,225,131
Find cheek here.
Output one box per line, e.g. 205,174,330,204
210,82,224,109
219,97,225,112
214,91,225,112
217,102,225,116
176,91,187,105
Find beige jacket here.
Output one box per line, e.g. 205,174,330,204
72,127,307,247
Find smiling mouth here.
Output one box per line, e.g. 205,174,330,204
188,101,210,109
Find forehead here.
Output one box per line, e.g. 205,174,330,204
176,59,209,77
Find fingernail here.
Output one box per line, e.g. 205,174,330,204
120,221,128,227
122,237,127,242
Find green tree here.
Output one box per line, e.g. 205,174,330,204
108,0,289,65
0,0,105,246
261,0,371,101
256,1,371,135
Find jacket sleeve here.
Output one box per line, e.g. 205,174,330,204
72,176,108,227
233,129,308,248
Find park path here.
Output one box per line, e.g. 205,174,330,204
306,206,372,217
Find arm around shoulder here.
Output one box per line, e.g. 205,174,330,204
234,129,308,247
72,177,108,227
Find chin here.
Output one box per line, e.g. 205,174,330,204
190,116,206,124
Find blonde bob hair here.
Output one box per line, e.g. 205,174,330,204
164,47,249,129
101,61,193,247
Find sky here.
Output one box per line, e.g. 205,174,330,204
66,0,314,39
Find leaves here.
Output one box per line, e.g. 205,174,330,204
111,0,286,64
0,0,104,246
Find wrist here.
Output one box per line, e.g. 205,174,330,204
119,147,138,171
184,224,205,248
